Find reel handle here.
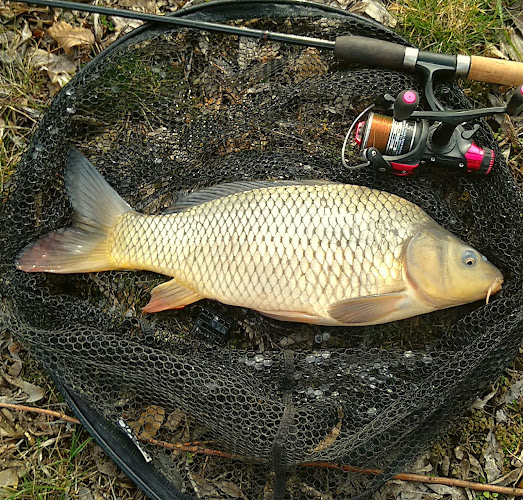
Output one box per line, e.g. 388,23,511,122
393,90,419,120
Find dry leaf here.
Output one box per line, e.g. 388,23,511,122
217,480,245,499
504,27,523,61
0,3,47,20
27,47,54,67
165,408,185,431
0,412,24,439
103,16,143,45
2,372,45,403
0,468,19,488
129,405,165,439
45,57,77,87
48,21,94,55
78,486,96,500
89,443,118,477
27,48,77,87
470,388,496,410
426,483,465,499
503,379,523,404
382,480,429,500
93,13,103,44
349,0,397,28
17,22,32,49
191,472,220,497
484,429,504,483
492,466,523,486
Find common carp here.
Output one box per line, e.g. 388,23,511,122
17,147,503,326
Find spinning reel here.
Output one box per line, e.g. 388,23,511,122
345,79,523,176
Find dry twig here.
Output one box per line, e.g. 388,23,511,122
3,401,523,497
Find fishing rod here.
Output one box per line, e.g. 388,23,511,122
20,0,523,176
21,0,523,88
24,0,336,49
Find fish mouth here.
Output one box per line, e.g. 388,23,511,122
485,277,503,304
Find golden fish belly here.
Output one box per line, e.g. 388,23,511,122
109,184,428,320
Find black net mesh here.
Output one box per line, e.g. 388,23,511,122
1,1,522,498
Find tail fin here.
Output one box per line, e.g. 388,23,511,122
17,147,132,273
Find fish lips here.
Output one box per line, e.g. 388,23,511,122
490,277,504,294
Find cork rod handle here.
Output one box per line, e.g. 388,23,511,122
468,56,523,86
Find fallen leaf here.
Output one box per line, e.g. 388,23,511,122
93,13,103,44
2,372,45,403
0,3,47,19
27,48,77,87
461,458,470,480
0,468,18,488
129,405,165,439
426,483,465,499
190,472,220,497
492,466,523,486
504,27,523,61
468,453,482,477
0,411,24,439
165,408,185,431
383,480,428,500
484,429,503,483
217,480,245,498
410,453,433,475
27,47,54,67
470,389,496,410
496,408,508,423
349,0,397,28
105,16,143,44
16,22,32,49
440,454,450,476
78,486,96,500
454,445,465,460
48,21,94,55
44,57,77,87
503,379,523,404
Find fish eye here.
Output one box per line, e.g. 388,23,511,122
461,249,477,267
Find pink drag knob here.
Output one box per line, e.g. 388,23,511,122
403,91,417,104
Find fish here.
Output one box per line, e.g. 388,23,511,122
16,147,503,326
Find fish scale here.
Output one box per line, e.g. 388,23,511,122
109,184,418,315
17,148,503,326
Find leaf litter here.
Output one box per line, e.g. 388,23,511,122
1,0,523,498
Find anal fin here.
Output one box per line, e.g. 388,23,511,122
255,309,334,325
143,279,202,313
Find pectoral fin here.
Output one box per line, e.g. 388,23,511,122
143,279,202,313
327,292,408,325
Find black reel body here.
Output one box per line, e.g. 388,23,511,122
350,69,523,176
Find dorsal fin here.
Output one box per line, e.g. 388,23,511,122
163,179,335,214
